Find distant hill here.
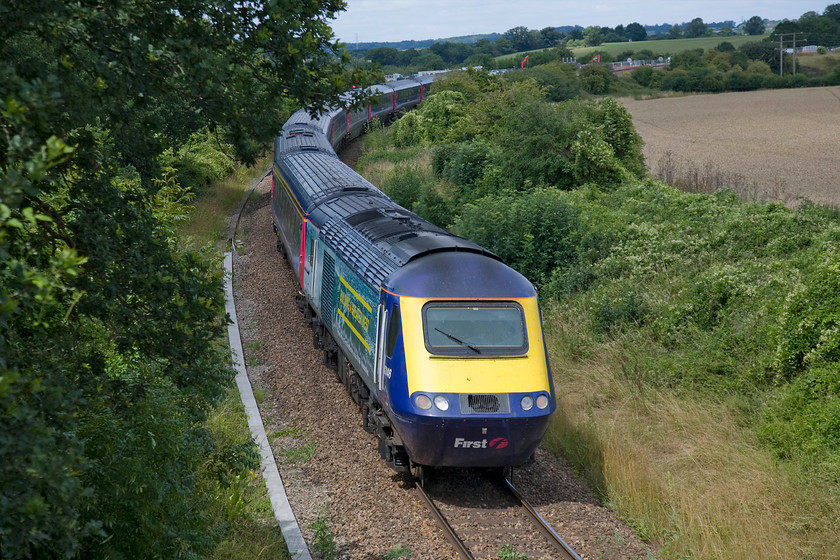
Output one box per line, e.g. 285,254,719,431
344,26,586,51
644,20,737,35
342,21,743,52
343,34,501,51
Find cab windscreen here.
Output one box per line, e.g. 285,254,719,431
422,302,528,357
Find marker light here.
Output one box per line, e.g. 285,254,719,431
520,395,534,411
433,395,450,411
414,394,432,410
536,394,550,409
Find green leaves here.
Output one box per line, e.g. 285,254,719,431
2,1,358,557
774,248,840,374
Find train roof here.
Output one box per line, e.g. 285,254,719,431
275,149,499,290
388,78,422,90
367,84,395,95
276,123,336,156
383,251,537,299
414,74,438,86
283,107,339,137
276,150,379,214
316,199,495,290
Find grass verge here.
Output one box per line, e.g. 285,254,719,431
182,156,270,250
542,298,839,560
207,389,291,560
178,155,290,559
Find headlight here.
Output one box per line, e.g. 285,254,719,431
433,395,450,411
414,394,432,410
520,395,534,411
536,394,549,409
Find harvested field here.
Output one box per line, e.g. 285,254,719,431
621,87,840,206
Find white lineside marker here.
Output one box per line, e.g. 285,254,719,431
224,252,313,560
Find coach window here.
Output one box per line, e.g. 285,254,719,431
308,236,316,267
385,303,401,359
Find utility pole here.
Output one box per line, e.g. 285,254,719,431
779,34,783,76
773,32,808,77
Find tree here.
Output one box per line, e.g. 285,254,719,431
492,37,515,56
670,48,705,69
631,65,657,87
429,42,474,64
503,26,539,51
744,16,765,35
583,26,605,46
367,46,402,66
825,4,840,23
626,22,648,41
473,38,495,54
540,26,564,47
667,24,683,39
415,51,447,70
684,17,708,38
465,53,495,69
0,1,361,558
579,63,612,94
739,41,781,72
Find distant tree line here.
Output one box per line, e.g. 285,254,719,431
774,5,840,45
352,4,840,99
356,25,580,71
352,18,753,72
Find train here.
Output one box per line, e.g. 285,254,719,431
271,76,556,474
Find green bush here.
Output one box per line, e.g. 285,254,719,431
412,89,470,144
381,163,428,210
577,97,646,178
379,162,454,227
431,140,498,203
453,189,581,285
773,249,840,374
161,128,237,190
631,65,656,87
392,111,422,147
506,62,580,101
593,284,648,334
757,365,840,474
578,64,613,94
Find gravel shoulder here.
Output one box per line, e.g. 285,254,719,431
232,174,653,560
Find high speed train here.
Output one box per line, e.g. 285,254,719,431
271,76,556,473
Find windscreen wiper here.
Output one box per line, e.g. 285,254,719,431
434,328,481,354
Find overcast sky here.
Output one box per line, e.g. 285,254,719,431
329,1,827,44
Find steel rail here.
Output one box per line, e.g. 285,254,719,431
503,477,583,560
414,483,474,560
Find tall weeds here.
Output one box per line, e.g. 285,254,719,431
653,150,791,203
544,301,840,560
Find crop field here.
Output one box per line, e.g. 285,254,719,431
621,86,840,206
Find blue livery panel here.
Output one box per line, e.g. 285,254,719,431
317,244,377,383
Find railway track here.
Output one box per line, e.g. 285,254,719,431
414,468,582,560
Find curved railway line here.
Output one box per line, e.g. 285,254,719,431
414,469,582,560
231,158,655,560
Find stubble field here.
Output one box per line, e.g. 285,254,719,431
621,86,840,206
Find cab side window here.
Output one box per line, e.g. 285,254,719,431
385,303,400,359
